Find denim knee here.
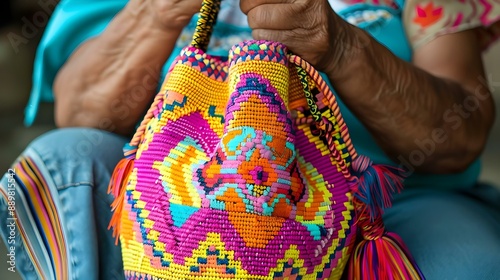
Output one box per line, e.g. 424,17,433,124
24,128,128,191
0,128,127,279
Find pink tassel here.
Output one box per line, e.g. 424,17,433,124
107,158,134,245
349,155,425,279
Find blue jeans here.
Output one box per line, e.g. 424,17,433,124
0,128,126,279
0,128,499,279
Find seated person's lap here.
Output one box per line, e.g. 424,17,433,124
386,186,500,279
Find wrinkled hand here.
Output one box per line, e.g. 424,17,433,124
240,0,348,74
132,0,203,32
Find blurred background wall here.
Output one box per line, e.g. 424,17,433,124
0,1,499,279
0,2,56,279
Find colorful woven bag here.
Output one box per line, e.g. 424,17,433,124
108,1,424,279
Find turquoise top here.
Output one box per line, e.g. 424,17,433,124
25,0,480,189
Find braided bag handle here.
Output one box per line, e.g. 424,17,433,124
191,0,221,51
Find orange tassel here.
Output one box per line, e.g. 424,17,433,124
107,158,134,245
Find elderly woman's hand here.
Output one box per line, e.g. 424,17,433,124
240,0,349,74
54,0,204,135
149,0,203,31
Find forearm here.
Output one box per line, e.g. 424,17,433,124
54,0,182,135
327,27,495,173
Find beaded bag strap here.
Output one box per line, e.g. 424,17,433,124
292,57,357,179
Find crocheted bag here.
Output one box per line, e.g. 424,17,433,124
108,1,424,279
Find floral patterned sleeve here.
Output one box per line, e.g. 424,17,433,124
403,0,500,50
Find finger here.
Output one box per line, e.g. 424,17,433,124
185,0,203,14
240,0,294,14
246,4,305,30
252,28,289,44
